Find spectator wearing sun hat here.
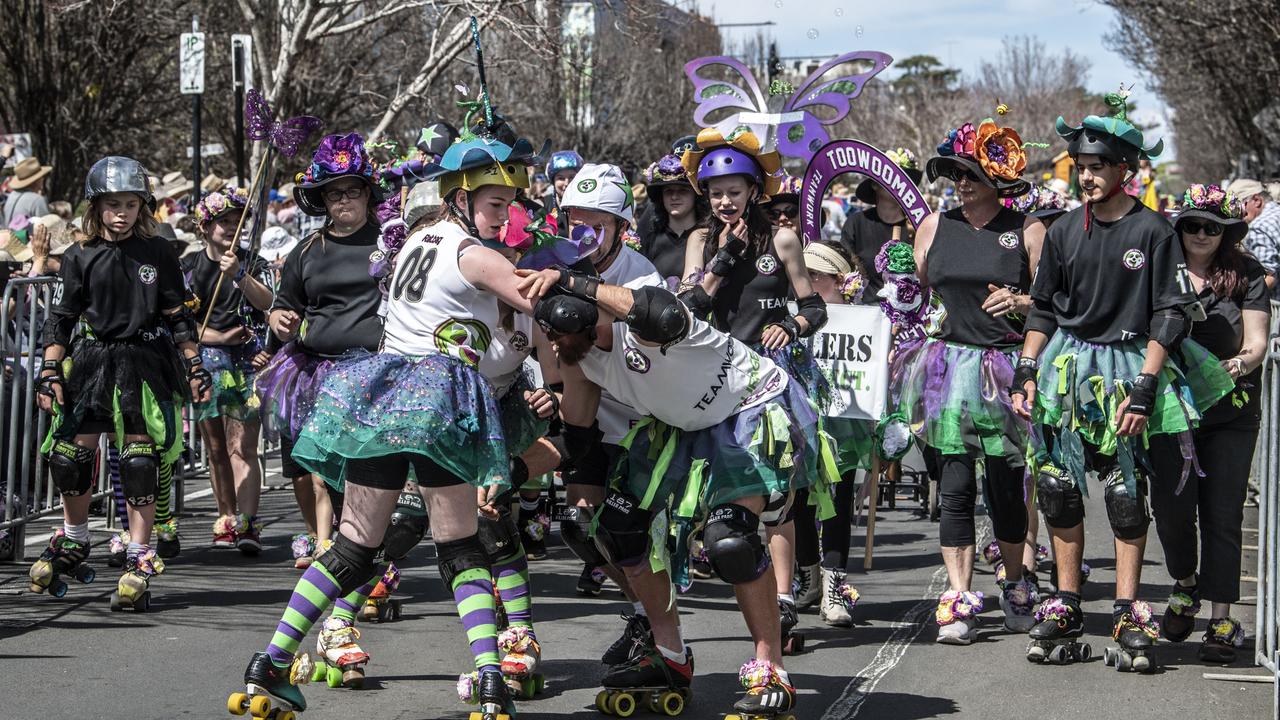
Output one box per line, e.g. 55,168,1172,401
2,156,52,227
1227,178,1280,291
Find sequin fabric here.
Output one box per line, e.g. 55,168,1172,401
254,342,369,440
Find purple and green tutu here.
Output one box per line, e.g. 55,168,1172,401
758,342,832,413
254,341,368,441
499,370,549,458
194,341,261,423
290,352,509,492
890,337,1029,461
824,417,875,474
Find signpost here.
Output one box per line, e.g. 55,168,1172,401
231,34,252,185
181,21,205,207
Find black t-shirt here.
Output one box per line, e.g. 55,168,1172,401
711,236,791,345
272,223,384,356
1031,202,1194,344
640,220,696,288
840,207,907,305
1194,256,1270,426
44,234,186,343
181,248,269,334
927,207,1030,348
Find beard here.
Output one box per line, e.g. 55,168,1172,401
553,331,595,366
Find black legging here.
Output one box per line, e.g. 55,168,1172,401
794,471,859,570
938,454,1027,547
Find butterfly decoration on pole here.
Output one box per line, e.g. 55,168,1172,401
683,51,893,162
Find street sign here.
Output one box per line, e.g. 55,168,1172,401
186,143,225,158
180,32,206,94
231,34,253,91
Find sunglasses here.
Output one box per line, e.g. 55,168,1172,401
1181,220,1224,237
943,167,982,184
323,186,366,202
767,206,799,219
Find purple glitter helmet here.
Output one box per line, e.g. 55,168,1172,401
696,146,764,189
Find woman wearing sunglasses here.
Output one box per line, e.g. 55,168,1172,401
1146,185,1269,663
897,114,1044,644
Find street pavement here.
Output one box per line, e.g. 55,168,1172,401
0,457,1272,720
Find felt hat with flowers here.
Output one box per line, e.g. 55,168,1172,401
1173,184,1248,245
681,126,782,200
194,186,251,228
927,111,1032,198
294,132,388,217
1004,183,1071,220
643,153,691,189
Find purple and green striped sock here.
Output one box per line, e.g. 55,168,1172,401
330,580,375,624
493,549,534,630
265,562,341,666
453,567,501,673
107,448,128,531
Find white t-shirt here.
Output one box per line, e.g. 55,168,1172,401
593,246,664,443
480,311,535,397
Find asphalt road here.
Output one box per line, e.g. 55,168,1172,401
0,459,1272,720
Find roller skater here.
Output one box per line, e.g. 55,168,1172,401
598,648,693,717
725,659,796,720
228,651,312,720
313,616,369,688
1026,596,1091,664
457,669,516,720
110,546,163,612
28,529,95,597
1104,600,1159,672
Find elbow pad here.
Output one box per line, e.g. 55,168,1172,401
795,293,827,337
677,284,713,317
1148,307,1190,351
561,421,603,466
626,286,690,347
164,305,199,344
1024,301,1059,337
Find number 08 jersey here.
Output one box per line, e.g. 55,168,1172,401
381,220,499,367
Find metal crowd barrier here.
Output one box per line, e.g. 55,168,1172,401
1257,328,1280,704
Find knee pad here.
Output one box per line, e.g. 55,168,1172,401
382,490,428,561
1103,469,1150,540
478,507,521,561
317,533,381,597
435,534,490,589
703,504,770,584
759,491,795,528
1035,463,1083,528
554,504,607,566
48,441,95,497
593,491,654,567
119,442,159,507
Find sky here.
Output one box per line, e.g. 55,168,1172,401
686,0,1175,159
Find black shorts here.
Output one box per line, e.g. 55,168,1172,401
279,435,308,479
563,442,622,488
345,453,467,491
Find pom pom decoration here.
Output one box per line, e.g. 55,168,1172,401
874,411,913,461
935,590,984,624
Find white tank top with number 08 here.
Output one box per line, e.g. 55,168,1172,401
381,220,499,367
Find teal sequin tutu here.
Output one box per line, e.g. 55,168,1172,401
499,369,548,458
194,342,261,423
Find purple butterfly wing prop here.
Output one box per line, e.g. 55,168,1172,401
778,51,892,160
243,88,324,158
683,56,770,140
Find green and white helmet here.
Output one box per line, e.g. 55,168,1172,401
560,163,635,225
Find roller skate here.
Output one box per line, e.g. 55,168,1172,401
1001,577,1039,633
935,590,983,645
1103,601,1159,672
725,658,795,720
519,501,550,561
819,567,857,628
598,647,693,717
1160,582,1201,642
578,563,607,596
28,529,95,598
311,616,369,688
110,547,163,612
291,534,316,569
602,612,655,666
360,564,403,623
108,530,128,567
1199,617,1244,664
498,626,544,698
457,668,516,720
155,519,181,559
779,598,805,655
236,514,263,556
227,651,312,719
214,515,238,548
793,562,821,609
1026,596,1090,663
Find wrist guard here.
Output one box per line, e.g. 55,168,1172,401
708,235,747,276
186,355,212,397
769,316,801,344
1125,373,1158,417
36,372,63,401
539,385,561,419
555,267,599,301
1009,357,1038,398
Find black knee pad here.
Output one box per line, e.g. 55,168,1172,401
382,490,427,561
554,504,607,566
1103,469,1150,540
703,504,770,584
1036,462,1084,528
594,491,655,568
435,534,490,589
478,507,522,561
759,491,795,528
119,442,159,507
317,533,381,597
48,440,95,497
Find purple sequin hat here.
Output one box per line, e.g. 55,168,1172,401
293,132,388,217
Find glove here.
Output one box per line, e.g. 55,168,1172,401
708,234,747,276
1125,373,1159,417
766,316,801,344
1009,357,1038,398
186,355,212,398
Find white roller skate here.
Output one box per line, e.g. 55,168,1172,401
312,616,370,689
935,590,983,645
499,625,544,699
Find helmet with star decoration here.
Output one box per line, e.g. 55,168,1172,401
559,163,636,225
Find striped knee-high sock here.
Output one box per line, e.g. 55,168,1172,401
330,580,375,624
265,561,342,666
453,567,502,673
154,462,173,524
493,549,534,630
107,447,129,531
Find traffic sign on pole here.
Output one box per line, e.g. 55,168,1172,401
180,32,206,95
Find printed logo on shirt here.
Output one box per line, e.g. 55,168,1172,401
624,346,650,373
1122,249,1146,270
998,232,1019,249
577,179,598,194
756,254,779,275
138,264,157,285
510,331,529,353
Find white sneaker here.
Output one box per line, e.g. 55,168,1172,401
819,567,855,627
794,563,822,609
934,590,984,645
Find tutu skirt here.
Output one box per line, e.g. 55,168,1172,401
290,352,509,491
499,369,549,458
825,417,875,474
194,341,261,423
254,342,367,441
890,337,1029,461
759,342,831,413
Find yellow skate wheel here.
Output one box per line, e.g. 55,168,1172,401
596,690,612,713
661,691,685,716
248,694,272,717
278,712,296,720
226,692,249,715
612,692,637,718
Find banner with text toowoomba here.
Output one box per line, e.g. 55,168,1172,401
801,139,930,241
808,303,892,420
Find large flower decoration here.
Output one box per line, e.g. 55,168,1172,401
937,122,977,158
299,132,386,192
886,147,919,170
1183,183,1243,218
195,186,250,226
974,120,1026,181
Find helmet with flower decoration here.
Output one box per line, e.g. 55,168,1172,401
1173,184,1248,245
643,153,690,189
195,186,251,228
681,127,782,200
293,133,389,216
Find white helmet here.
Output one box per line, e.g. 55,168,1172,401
559,163,635,225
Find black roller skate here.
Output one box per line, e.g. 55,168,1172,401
779,598,805,655
1199,617,1244,664
1104,601,1159,672
578,564,606,596
227,651,312,719
599,647,693,717
602,612,655,666
726,659,795,720
457,668,516,720
1026,597,1091,664
155,519,181,559
28,529,95,598
110,547,163,612
1160,583,1201,642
